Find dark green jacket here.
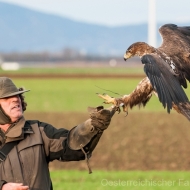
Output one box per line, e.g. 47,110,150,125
0,117,85,190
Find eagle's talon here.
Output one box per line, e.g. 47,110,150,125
115,106,121,114
124,111,128,117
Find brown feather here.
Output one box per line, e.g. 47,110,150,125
113,77,154,113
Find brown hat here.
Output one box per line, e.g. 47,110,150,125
0,77,30,98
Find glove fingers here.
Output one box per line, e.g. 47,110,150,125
88,106,104,113
90,111,111,121
89,105,116,131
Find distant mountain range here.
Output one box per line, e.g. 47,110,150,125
0,2,189,56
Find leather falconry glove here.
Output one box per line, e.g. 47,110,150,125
89,105,116,132
68,105,117,151
67,105,117,173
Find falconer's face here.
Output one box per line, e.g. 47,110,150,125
0,95,23,123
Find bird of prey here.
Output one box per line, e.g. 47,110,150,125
98,24,190,120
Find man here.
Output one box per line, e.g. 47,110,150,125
0,77,117,190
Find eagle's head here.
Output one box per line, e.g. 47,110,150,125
124,42,155,61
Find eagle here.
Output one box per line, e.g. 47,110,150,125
98,24,190,120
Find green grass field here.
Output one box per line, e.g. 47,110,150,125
50,170,190,190
12,78,190,113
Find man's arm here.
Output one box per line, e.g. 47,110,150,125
39,106,116,162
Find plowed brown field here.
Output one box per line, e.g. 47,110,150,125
25,111,190,171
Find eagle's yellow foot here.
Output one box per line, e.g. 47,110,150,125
97,93,130,116
97,93,116,105
97,93,121,113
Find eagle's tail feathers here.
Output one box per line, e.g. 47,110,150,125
173,102,190,121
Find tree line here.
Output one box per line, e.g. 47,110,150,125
0,48,118,63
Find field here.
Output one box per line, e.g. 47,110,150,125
1,66,190,189
26,111,190,172
14,78,164,112
50,170,190,190
11,77,190,112
14,75,190,171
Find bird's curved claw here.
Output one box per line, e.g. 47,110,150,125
125,111,128,117
116,106,121,114
119,103,129,117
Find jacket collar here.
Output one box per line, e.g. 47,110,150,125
6,117,26,138
5,117,34,143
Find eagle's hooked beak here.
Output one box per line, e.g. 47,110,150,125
124,51,132,61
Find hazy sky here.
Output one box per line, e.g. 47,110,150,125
0,0,190,26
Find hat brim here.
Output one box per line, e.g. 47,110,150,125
0,89,30,98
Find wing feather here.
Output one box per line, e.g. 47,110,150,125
159,24,190,52
156,76,168,109
142,54,189,113
158,24,190,83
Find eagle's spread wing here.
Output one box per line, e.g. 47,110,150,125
142,53,189,113
158,24,190,86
